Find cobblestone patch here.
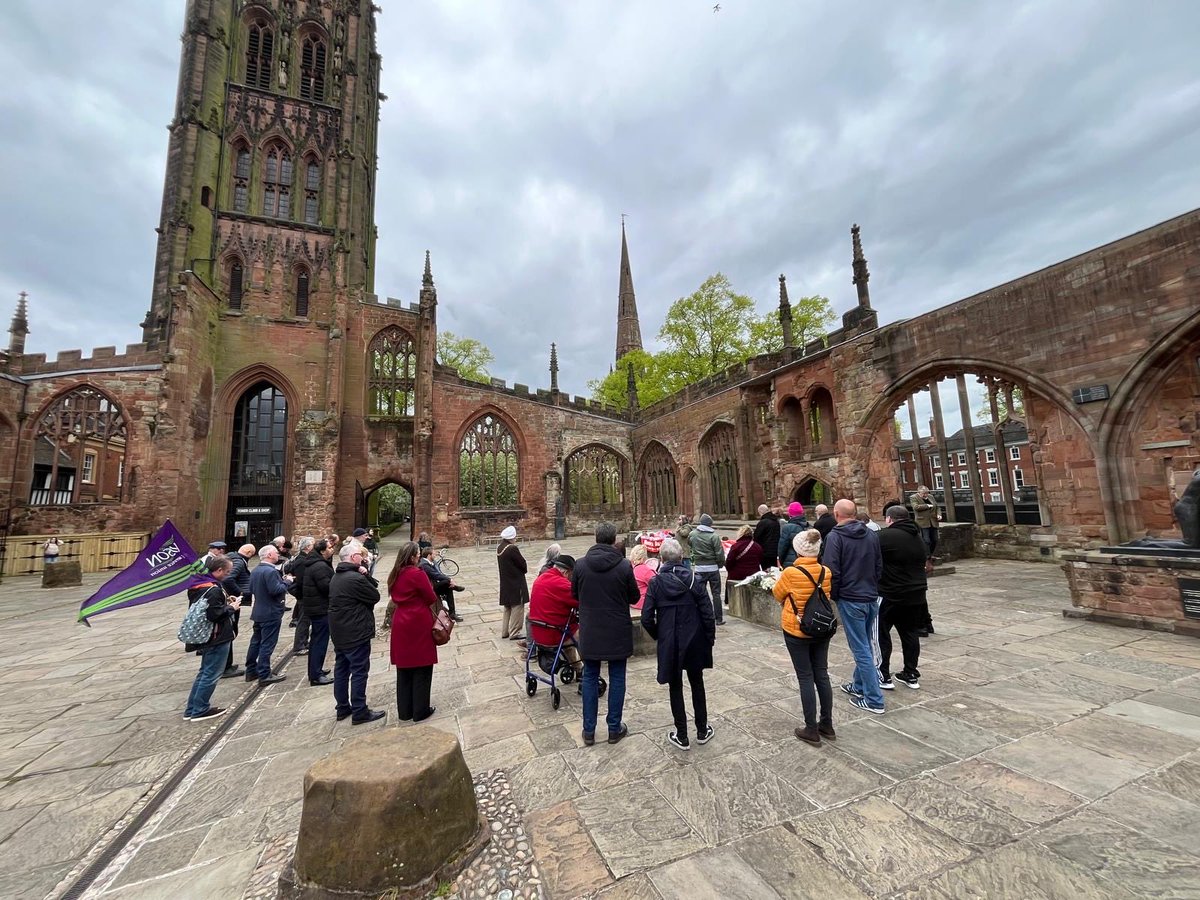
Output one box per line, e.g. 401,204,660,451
450,769,542,900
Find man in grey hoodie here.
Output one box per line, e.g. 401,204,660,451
689,514,727,626
823,499,884,713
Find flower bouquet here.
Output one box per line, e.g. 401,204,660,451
734,567,782,592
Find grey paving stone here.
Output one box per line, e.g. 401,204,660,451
509,752,584,812
1052,710,1198,767
526,800,613,898
648,845,781,899
0,784,146,871
1080,651,1199,683
594,873,663,899
1138,754,1200,807
1089,784,1200,857
562,731,673,792
924,694,1055,738
983,733,1148,799
110,825,211,888
574,780,704,878
880,706,1009,757
0,766,105,810
101,845,261,899
154,758,266,836
1103,699,1200,740
917,841,1139,899
967,681,1099,723
756,735,895,808
933,758,1085,825
463,732,538,774
0,860,74,900
883,775,1029,848
731,823,870,899
827,718,959,780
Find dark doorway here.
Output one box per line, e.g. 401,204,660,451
794,478,831,508
366,482,413,539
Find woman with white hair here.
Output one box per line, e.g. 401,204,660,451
497,526,529,640
538,542,562,575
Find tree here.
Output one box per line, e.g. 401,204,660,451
976,385,1025,423
657,273,756,381
787,294,837,349
437,331,493,384
587,349,681,411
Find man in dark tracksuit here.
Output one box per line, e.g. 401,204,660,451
876,505,928,690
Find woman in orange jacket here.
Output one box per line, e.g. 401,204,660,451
772,529,835,745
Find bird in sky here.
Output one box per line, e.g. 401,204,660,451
713,4,721,11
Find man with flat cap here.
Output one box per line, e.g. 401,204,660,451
529,553,582,684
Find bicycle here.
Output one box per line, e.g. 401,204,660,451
434,547,459,577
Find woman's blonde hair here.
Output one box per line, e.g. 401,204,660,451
736,524,753,540
630,544,648,565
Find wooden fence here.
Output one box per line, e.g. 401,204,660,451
0,532,152,578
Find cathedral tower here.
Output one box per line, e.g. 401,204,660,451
141,0,381,344
615,221,643,362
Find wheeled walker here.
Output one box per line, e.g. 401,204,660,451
524,610,605,710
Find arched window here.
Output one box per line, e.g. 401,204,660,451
780,396,804,449
30,387,128,506
367,326,416,418
227,259,245,310
232,143,251,212
262,143,292,219
699,423,740,517
303,157,320,225
300,33,327,102
294,269,310,318
639,441,677,518
227,382,288,545
245,18,274,90
459,414,519,509
566,445,625,515
808,387,838,447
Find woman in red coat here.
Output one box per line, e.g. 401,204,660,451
724,524,763,609
387,541,440,722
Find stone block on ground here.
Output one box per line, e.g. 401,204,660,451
726,584,779,628
280,726,487,899
43,562,82,588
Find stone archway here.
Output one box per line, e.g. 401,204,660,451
364,480,413,540
793,477,832,508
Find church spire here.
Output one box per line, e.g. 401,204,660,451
626,360,639,414
778,275,794,348
8,290,29,358
851,223,872,309
549,342,559,393
419,250,437,307
615,219,643,362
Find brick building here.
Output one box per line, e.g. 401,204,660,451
1,0,1198,564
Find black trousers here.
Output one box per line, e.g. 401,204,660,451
879,598,923,679
396,665,434,721
435,585,456,618
784,632,832,729
224,607,241,671
667,668,708,742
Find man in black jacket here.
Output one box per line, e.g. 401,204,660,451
302,540,335,686
572,522,640,746
419,546,465,622
877,505,928,691
287,537,317,653
328,544,385,724
752,504,781,570
813,504,836,541
219,543,255,679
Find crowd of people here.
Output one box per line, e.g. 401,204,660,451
182,490,937,752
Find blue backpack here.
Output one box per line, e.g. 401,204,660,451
178,590,216,645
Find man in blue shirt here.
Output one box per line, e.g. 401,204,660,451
246,544,292,685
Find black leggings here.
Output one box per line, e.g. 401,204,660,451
396,665,434,721
668,668,708,742
784,632,832,729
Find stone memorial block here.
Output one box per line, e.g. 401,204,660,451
43,561,82,588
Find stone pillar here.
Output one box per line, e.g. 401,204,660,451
906,395,925,492
985,376,1017,525
928,381,955,523
956,374,986,524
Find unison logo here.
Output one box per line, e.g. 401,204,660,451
146,539,182,569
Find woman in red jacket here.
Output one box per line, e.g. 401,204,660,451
723,524,763,609
387,541,440,722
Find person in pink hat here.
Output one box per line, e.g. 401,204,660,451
778,501,810,567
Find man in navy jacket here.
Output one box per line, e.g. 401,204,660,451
823,499,884,713
246,544,291,685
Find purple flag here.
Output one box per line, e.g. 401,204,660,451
77,520,206,624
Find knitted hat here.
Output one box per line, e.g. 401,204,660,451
699,513,713,526
793,529,821,559
500,525,517,541
787,501,805,517
552,554,576,570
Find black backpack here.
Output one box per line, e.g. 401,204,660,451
789,566,838,639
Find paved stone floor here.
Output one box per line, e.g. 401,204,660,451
2,537,1200,899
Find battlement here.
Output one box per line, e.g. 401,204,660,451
434,365,632,422
363,293,422,313
14,342,162,377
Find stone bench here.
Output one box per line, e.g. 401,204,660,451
726,582,781,629
280,727,488,899
629,611,656,656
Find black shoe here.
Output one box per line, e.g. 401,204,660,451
895,671,921,690
451,584,466,592
189,707,226,722
309,676,333,686
244,672,259,683
668,730,691,751
288,620,296,628
582,731,595,746
696,723,715,744
915,628,930,638
320,669,331,676
608,723,629,745
221,666,244,679
259,675,286,685
414,707,437,723
336,711,352,721
716,619,725,626
452,615,464,623
352,709,386,725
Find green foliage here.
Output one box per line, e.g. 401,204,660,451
976,386,1026,423
459,451,518,508
437,331,494,384
588,273,835,410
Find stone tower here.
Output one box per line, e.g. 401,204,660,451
615,221,643,362
141,0,381,344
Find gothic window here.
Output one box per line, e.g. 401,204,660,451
294,269,310,318
303,157,320,224
780,396,804,449
367,326,416,418
300,33,327,101
807,387,838,447
639,441,677,518
565,445,625,515
30,386,128,506
232,143,250,212
227,259,245,309
459,415,519,509
699,422,740,517
262,143,292,219
229,382,287,492
245,18,274,90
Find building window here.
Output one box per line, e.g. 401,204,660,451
295,269,310,318
300,33,327,101
565,445,625,515
934,474,943,490
232,144,250,212
1013,468,1025,489
228,260,245,309
956,451,966,466
459,414,519,508
807,387,837,447
959,471,969,489
984,448,996,463
262,144,292,219
30,386,128,506
988,468,999,487
640,441,678,518
229,382,287,493
699,422,740,517
367,326,416,418
1010,445,1021,461
303,158,320,225
245,18,274,90
990,492,1001,502
931,457,940,470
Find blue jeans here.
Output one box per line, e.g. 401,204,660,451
334,640,371,719
245,617,282,679
186,643,229,717
695,570,722,622
582,658,627,737
307,615,330,682
838,600,885,709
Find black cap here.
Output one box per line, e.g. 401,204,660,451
553,554,576,570
207,541,227,549
352,528,368,537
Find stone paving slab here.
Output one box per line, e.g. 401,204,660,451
2,540,1200,898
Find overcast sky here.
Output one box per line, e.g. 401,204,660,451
3,1,1199,400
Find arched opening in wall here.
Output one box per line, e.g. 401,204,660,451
225,381,288,548
807,387,838,449
231,140,251,212
458,414,519,510
698,422,740,517
29,386,128,506
225,257,245,310
638,441,677,523
793,478,831,508
565,444,626,516
364,482,413,539
863,365,1101,536
779,396,804,453
367,326,416,420
294,267,310,318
